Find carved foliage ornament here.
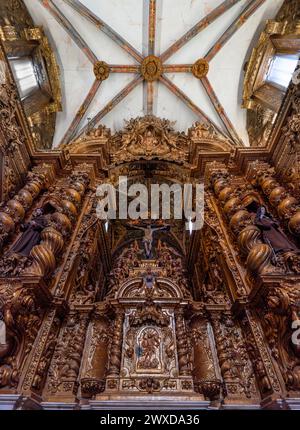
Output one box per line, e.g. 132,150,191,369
94,61,110,82
141,56,163,82
192,59,209,80
110,116,189,164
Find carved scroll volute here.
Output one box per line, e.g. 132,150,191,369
81,305,113,399
238,225,262,255
24,227,64,278
107,308,124,376
246,244,273,276
0,164,52,250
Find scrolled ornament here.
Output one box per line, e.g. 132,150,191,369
5,200,25,222
246,244,273,275
223,197,242,218
269,187,287,207
229,210,252,235
289,211,300,236
238,225,262,255
278,196,298,219
41,227,64,254
26,244,56,277
218,186,234,204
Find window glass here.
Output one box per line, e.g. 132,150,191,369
267,54,299,88
10,56,39,99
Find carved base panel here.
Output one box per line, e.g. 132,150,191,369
105,376,195,395
87,396,209,410
43,380,79,403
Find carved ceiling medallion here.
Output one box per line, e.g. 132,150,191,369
141,55,163,82
94,61,110,81
192,59,209,79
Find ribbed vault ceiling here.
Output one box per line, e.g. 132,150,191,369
24,0,284,147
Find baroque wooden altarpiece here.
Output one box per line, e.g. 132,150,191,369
0,1,300,411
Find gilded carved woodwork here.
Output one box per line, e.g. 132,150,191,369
0,1,61,150
80,303,113,398
94,61,110,82
23,169,90,279
257,280,300,393
110,116,189,165
141,55,163,82
188,306,221,401
0,164,53,260
210,312,259,403
240,309,283,397
247,161,300,258
1,33,300,408
243,0,300,147
0,280,45,389
192,59,209,80
207,163,274,278
0,49,31,191
21,307,62,395
45,311,89,399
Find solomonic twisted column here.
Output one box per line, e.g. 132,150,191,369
175,308,191,375
25,168,91,278
107,309,124,376
248,161,300,238
208,164,273,276
0,164,53,252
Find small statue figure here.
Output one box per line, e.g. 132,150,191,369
9,202,57,257
130,222,170,259
254,206,299,255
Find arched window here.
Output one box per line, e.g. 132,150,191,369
10,56,39,100
267,53,299,89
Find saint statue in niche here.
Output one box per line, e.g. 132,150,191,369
9,202,57,257
254,206,299,254
136,327,161,370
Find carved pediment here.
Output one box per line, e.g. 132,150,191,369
129,299,169,327
109,116,189,165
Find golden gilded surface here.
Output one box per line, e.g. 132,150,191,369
94,61,110,81
1,0,300,411
141,55,163,82
192,59,209,79
243,0,300,147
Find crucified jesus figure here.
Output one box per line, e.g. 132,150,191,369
131,223,170,259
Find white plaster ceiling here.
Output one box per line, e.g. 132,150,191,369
24,0,285,148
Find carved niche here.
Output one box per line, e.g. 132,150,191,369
107,276,194,396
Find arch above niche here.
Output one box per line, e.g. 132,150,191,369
116,276,187,301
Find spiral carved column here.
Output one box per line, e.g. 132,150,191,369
107,309,124,376
175,308,191,375
248,161,300,238
0,164,53,252
25,169,90,278
208,164,273,276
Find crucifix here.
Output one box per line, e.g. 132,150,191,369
129,220,170,259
